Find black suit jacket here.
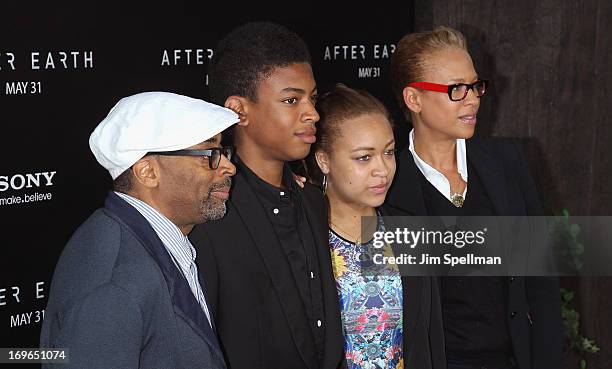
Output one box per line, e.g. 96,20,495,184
189,170,344,369
380,205,447,369
385,137,563,369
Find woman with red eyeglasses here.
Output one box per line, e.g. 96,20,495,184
386,27,563,369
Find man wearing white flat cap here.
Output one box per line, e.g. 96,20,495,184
40,91,239,369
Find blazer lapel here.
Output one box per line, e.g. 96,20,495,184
466,140,509,215
229,173,319,369
379,207,424,336
301,186,346,368
388,147,428,216
401,277,425,341
197,271,217,333
392,142,511,216
104,192,224,360
301,189,328,259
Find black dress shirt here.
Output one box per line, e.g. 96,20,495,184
236,156,326,358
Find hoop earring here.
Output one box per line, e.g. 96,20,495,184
322,174,328,195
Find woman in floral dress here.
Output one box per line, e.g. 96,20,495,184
304,83,444,369
309,85,403,369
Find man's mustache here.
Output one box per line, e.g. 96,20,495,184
208,178,232,195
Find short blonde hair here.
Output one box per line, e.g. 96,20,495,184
390,26,468,116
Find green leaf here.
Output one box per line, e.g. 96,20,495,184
575,260,583,270
582,338,601,353
570,224,581,237
580,359,587,369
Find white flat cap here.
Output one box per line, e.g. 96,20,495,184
89,91,239,179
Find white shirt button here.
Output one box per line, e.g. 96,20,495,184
273,208,279,214
317,320,322,327
310,271,314,279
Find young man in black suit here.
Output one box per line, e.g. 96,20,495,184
189,22,344,369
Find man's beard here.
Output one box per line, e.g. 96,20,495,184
200,178,232,222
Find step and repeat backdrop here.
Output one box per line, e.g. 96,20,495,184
0,2,414,349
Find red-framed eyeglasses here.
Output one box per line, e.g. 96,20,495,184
408,79,489,101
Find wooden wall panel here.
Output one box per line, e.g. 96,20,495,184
413,1,612,367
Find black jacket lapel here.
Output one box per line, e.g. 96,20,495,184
301,185,345,369
466,140,509,215
229,174,319,369
379,206,424,336
104,192,224,360
197,271,217,333
391,142,511,216
387,147,428,216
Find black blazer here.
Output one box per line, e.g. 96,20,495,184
385,137,563,369
189,170,344,369
380,205,447,369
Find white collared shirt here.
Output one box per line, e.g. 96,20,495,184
115,191,212,327
408,129,468,203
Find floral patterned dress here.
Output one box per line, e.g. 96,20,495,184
329,217,404,369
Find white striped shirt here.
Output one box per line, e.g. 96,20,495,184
115,191,212,327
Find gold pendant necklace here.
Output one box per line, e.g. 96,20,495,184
450,193,464,207
450,174,466,208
